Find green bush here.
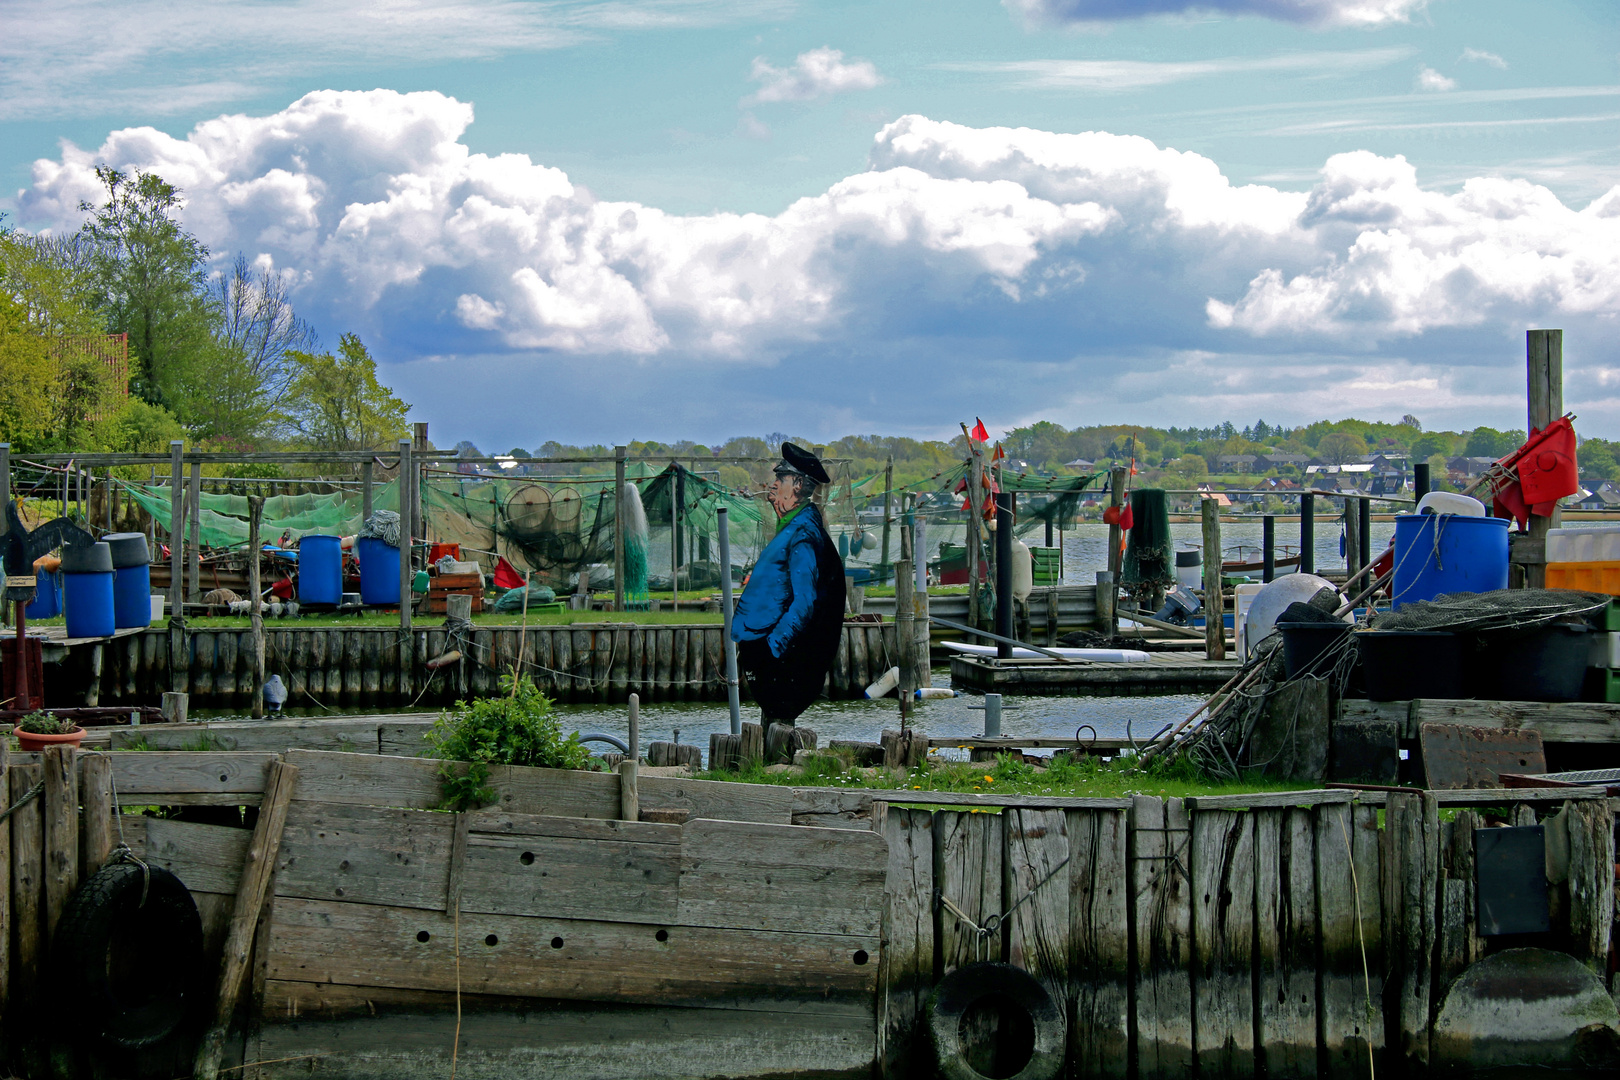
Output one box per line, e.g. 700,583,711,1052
423,674,590,810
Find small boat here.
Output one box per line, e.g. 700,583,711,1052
941,641,1151,663
1221,544,1300,575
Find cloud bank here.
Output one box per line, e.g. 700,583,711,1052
16,90,1620,442
1003,0,1428,29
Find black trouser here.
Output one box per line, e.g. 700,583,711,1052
737,636,819,724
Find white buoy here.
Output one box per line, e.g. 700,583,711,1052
865,666,900,699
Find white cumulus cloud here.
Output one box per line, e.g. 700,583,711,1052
1003,0,1428,29
17,89,1620,441
1461,47,1508,69
748,48,884,104
1417,66,1458,92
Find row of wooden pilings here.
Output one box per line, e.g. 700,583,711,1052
72,622,901,708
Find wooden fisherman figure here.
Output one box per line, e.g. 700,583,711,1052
731,443,845,759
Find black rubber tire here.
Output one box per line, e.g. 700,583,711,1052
927,962,1066,1080
51,861,204,1049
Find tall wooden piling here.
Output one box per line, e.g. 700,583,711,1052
249,496,265,719
11,762,43,1019
398,438,413,690
169,441,184,689
41,745,77,943
1202,498,1225,660
613,445,627,612
1525,329,1563,587
187,460,202,603
1343,497,1361,580
1299,492,1315,576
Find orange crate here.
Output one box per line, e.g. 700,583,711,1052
1545,560,1620,594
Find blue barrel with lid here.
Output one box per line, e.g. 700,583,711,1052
1391,514,1510,609
106,532,153,628
24,569,60,620
62,541,115,639
299,535,343,605
357,537,401,605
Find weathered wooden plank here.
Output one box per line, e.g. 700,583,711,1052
117,817,250,894
1132,795,1194,1080
110,750,275,798
850,622,870,692
1341,698,1620,743
677,818,887,937
1068,807,1129,1080
1190,807,1255,1080
874,790,1131,811
275,800,453,910
875,804,933,1080
1254,808,1316,1080
1418,723,1545,789
473,629,497,697
265,897,878,1014
1385,791,1438,1069
572,628,593,700
42,746,78,943
670,627,689,701
306,629,325,697
594,627,615,702
462,831,678,923
554,627,575,701
253,991,877,1080
831,622,849,697
215,630,238,701
10,764,44,1015
285,750,446,810
378,719,435,757
791,788,874,829
1436,811,1478,1000
193,630,215,700
340,629,362,705
1565,797,1615,974
1005,808,1070,1022
361,631,381,704
935,809,1005,972
379,629,398,699
704,628,723,696
640,774,792,825
111,719,381,754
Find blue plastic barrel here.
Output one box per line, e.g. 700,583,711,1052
24,569,59,620
300,534,343,604
357,537,401,605
62,540,115,639
105,533,152,628
1391,513,1510,609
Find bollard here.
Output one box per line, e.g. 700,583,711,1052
983,693,1002,737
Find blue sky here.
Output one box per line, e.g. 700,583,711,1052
4,0,1619,449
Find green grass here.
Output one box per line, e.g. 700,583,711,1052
699,749,1306,802
20,610,725,629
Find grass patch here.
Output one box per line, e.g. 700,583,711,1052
35,609,730,630
698,749,1306,801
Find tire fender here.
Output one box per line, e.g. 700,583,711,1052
926,961,1066,1080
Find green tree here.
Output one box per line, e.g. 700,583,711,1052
283,334,410,452
78,167,215,414
1317,431,1368,465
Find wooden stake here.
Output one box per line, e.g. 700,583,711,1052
192,759,299,1080
248,496,265,719
613,445,626,612
513,570,532,691
80,752,114,876
187,460,201,604
169,441,184,689
1201,498,1226,661
1526,329,1562,588
11,762,42,1020
41,745,77,944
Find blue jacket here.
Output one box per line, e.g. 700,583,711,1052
732,503,843,659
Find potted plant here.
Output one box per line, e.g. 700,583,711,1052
14,711,86,752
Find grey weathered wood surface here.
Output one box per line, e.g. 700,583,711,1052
1342,697,1620,742
1131,795,1194,1080
1254,808,1316,1080
1067,807,1129,1080
1385,791,1439,1068
1565,797,1615,973
1004,809,1071,1016
934,809,1005,972
1190,807,1255,1080
875,804,933,1080
41,745,77,943
1417,722,1545,788
9,764,43,1015
1315,801,1383,1078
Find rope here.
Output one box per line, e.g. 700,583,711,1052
98,751,151,905
0,779,44,826
935,853,1072,939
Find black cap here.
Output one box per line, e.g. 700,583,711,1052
775,442,831,486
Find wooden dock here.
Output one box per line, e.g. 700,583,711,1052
950,653,1243,697
1,735,1611,1079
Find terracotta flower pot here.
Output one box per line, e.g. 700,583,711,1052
15,726,87,753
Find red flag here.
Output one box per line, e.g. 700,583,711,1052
1490,417,1579,527
971,418,989,443
493,556,526,591
1119,503,1134,531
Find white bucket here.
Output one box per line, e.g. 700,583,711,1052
150,594,165,621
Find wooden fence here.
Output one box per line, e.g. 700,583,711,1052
74,622,900,708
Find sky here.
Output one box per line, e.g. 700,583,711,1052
3,0,1619,451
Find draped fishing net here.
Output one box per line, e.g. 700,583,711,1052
1370,588,1612,634
119,480,400,547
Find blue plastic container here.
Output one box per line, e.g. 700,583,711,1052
1391,513,1510,609
357,537,401,605
24,570,59,620
299,534,344,605
105,533,153,628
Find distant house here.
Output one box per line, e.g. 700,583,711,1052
1215,454,1257,473
1065,458,1096,471
1254,453,1308,471
1576,486,1620,510
1447,456,1497,478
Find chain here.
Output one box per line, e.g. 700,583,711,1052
96,752,151,906
935,853,1072,939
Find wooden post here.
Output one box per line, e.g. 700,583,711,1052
1300,492,1314,575
161,691,188,724
966,433,984,629
880,455,894,584
361,458,373,521
1262,514,1275,583
1201,498,1225,661
1107,466,1127,635
614,445,627,612
80,753,114,876
413,421,428,546
1358,496,1371,571
169,443,184,683
670,464,679,612
1414,462,1430,500
1526,329,1562,588
193,759,299,1080
0,743,10,1019
187,460,201,603
994,490,1014,658
12,762,43,1014
895,557,916,721
248,496,265,719
618,759,639,822
42,745,77,943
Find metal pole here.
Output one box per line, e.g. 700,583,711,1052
1358,496,1371,571
614,445,626,612
717,507,741,735
994,490,1014,658
1201,497,1226,661
169,441,184,693
1414,462,1431,500
187,460,201,603
1527,329,1562,586
398,438,412,638
880,455,893,584
1300,492,1315,575
361,459,373,522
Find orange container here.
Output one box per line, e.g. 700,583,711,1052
1545,560,1620,594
